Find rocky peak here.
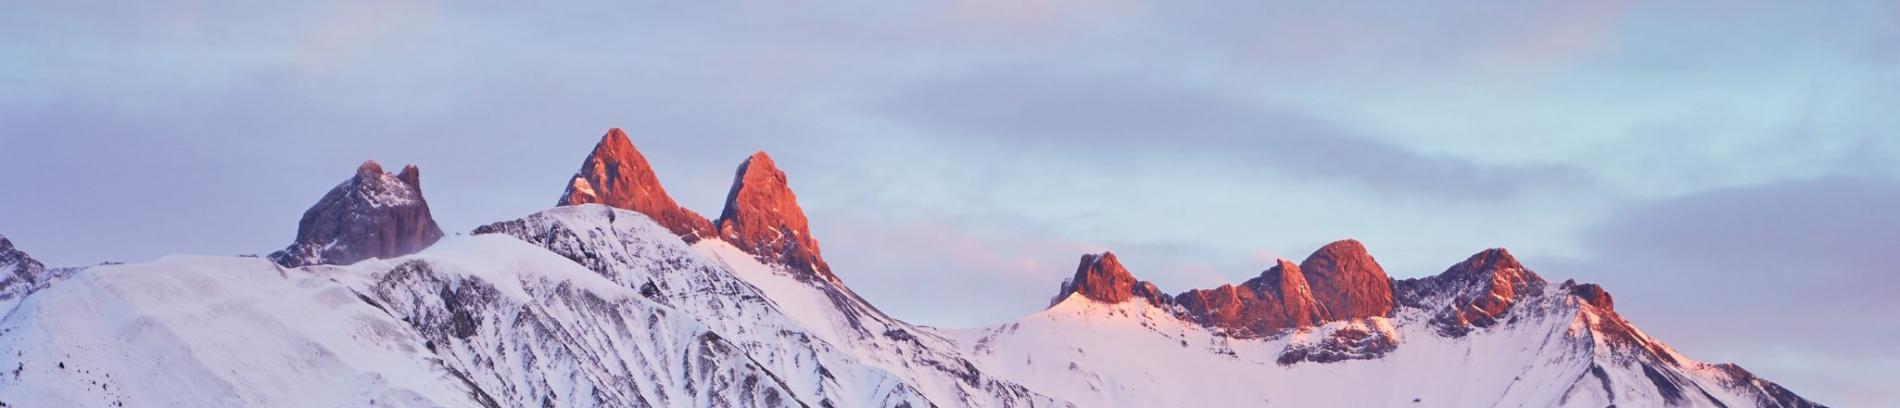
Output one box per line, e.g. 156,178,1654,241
0,234,57,311
714,151,836,283
0,235,29,262
1422,248,1549,334
1064,252,1137,303
1298,239,1394,320
1,235,46,283
1054,252,1171,306
1175,259,1325,338
270,160,445,268
557,128,715,241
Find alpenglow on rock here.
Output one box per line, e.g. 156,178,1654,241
270,160,444,267
556,128,715,241
1299,239,1395,320
1053,252,1170,306
714,151,837,283
1175,259,1326,338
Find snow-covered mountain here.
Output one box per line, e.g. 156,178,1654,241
0,129,1825,407
955,248,1821,407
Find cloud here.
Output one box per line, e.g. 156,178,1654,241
1542,176,1900,406
868,69,1599,202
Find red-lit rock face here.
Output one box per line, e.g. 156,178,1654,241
1176,259,1325,338
271,160,444,267
1299,239,1395,320
558,128,715,241
1066,252,1139,304
715,152,836,283
1055,252,1171,306
1263,260,1326,327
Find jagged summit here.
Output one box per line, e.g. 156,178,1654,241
270,160,443,267
714,151,836,283
1299,239,1395,320
1,234,59,312
1052,240,1395,338
1053,252,1169,306
557,128,715,241
1437,248,1546,324
1059,242,1513,341
0,235,38,273
0,136,1831,407
1394,247,1549,336
1175,259,1326,338
1066,252,1133,303
548,138,842,285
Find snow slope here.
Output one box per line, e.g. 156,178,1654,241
475,205,1055,407
954,284,1819,407
0,255,485,407
0,234,807,407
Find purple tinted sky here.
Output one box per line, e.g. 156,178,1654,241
2,1,1896,405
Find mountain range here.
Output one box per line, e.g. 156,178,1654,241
0,129,1825,407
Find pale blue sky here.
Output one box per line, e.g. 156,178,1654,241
2,1,1896,404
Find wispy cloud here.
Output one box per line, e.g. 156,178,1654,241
870,69,1599,201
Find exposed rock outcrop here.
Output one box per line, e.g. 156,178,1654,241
1067,252,1135,303
0,235,45,284
556,128,715,241
1567,281,1614,311
1175,259,1325,338
1398,248,1547,336
0,235,68,312
714,152,837,283
1299,239,1394,320
271,160,444,267
1054,252,1169,306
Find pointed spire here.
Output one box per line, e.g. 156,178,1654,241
557,128,714,241
715,150,835,282
396,164,422,190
